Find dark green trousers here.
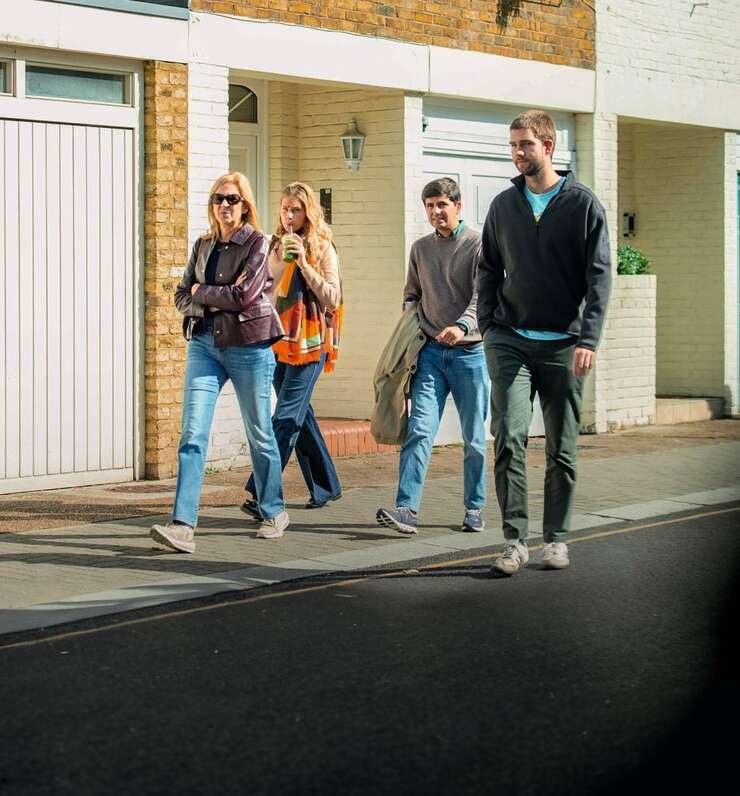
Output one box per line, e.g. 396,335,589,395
483,326,584,543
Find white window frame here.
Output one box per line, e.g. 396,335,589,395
0,46,139,128
0,59,14,96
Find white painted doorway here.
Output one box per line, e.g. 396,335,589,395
229,128,258,195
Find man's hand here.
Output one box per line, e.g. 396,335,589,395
190,283,200,296
436,325,465,346
573,347,596,378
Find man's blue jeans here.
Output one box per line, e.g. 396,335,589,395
245,354,341,505
397,340,489,511
173,333,284,527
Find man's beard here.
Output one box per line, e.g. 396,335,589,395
518,158,544,178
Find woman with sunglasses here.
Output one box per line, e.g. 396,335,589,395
150,172,289,552
242,182,343,519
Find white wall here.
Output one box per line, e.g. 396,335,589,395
574,112,619,433
596,0,740,129
603,276,657,430
188,63,250,469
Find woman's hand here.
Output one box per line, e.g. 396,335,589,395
283,235,309,272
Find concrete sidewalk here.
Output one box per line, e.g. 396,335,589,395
1,421,738,635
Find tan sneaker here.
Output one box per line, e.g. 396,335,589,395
150,522,195,554
491,541,529,576
542,542,570,569
256,510,290,539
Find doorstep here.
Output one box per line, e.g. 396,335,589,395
316,418,397,458
655,396,724,425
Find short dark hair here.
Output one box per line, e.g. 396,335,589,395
421,177,461,204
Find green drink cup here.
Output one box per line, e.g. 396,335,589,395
282,227,297,263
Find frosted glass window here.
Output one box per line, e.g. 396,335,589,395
229,85,258,123
26,65,128,104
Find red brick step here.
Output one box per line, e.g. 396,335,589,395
316,418,397,458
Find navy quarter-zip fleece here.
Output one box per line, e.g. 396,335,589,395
477,171,612,351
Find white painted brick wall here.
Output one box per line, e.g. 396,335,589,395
603,275,657,430
618,123,726,398
187,63,248,471
404,94,428,262
269,82,406,419
575,112,619,433
597,0,739,90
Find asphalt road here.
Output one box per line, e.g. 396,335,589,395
2,505,738,796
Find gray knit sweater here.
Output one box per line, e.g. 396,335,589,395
403,226,482,345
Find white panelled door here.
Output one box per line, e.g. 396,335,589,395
0,120,135,493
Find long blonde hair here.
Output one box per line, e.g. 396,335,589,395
276,182,332,265
203,172,262,239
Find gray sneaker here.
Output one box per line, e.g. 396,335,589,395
462,509,485,532
542,542,570,569
491,541,529,575
256,510,290,539
376,506,418,535
150,522,195,554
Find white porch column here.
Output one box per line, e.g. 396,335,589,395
575,112,618,433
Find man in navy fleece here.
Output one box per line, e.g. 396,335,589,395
477,109,612,575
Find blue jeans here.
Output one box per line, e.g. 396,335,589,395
397,340,489,511
246,354,342,505
173,333,284,527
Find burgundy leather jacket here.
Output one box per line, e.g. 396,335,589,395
175,223,284,347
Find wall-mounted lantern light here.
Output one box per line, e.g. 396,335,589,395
340,119,365,172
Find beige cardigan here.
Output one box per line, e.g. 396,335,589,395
269,240,341,312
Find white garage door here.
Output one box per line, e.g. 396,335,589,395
0,120,135,493
420,101,577,441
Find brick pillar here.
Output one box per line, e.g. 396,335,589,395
143,61,189,478
575,112,618,433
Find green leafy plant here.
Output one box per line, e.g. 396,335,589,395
617,244,650,275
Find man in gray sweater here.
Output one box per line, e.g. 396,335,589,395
377,178,489,535
478,109,612,575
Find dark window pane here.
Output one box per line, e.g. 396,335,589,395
229,84,258,124
0,63,7,94
26,65,127,104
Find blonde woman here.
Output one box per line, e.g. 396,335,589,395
150,172,289,552
242,182,343,518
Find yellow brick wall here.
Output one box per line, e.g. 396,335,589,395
191,1,594,69
143,61,189,478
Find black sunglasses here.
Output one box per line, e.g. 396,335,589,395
211,193,243,206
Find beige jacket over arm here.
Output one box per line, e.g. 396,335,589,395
370,306,426,445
